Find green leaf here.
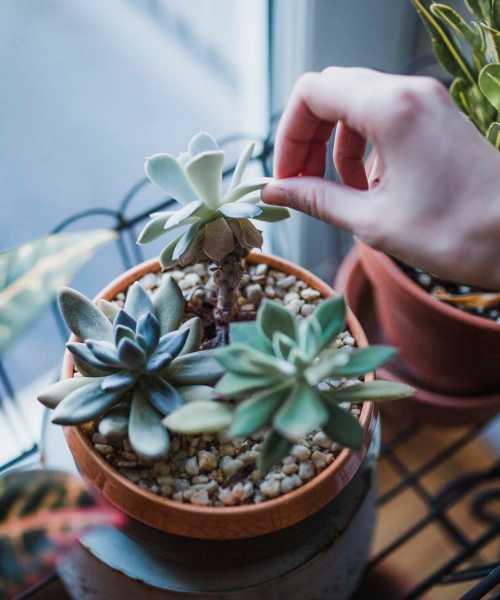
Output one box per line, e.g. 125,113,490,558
185,151,224,209
178,316,203,356
167,350,225,385
117,338,146,370
59,287,113,343
412,0,475,84
229,321,271,353
481,23,500,62
257,430,292,477
153,275,185,335
252,204,291,222
215,371,280,397
324,403,363,449
163,400,233,434
304,350,350,385
215,343,295,378
312,295,346,351
487,121,500,148
52,379,122,425
465,0,490,20
272,332,295,360
128,388,169,461
479,63,500,110
0,470,122,599
492,0,500,28
172,223,202,261
230,383,291,438
188,131,219,155
37,376,100,409
136,213,170,244
217,202,263,219
274,382,329,441
223,177,272,205
97,299,120,323
431,3,482,48
297,317,322,359
124,282,154,321
331,345,397,378
144,153,199,205
229,141,255,191
450,77,472,115
178,385,215,403
322,380,415,404
0,231,115,352
159,235,182,269
258,299,296,342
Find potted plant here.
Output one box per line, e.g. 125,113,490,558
357,0,500,416
38,133,412,599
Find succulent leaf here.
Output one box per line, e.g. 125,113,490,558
150,330,189,371
230,383,291,438
323,403,364,449
178,316,203,356
98,403,129,441
178,385,215,403
86,340,122,368
159,235,183,269
229,321,271,353
145,377,184,415
101,372,136,393
144,154,198,205
114,309,137,334
117,338,147,370
38,377,100,409
167,350,224,386
153,276,185,335
114,324,136,348
215,343,295,378
172,223,202,261
136,312,161,354
253,205,291,222
313,295,346,351
216,371,280,397
128,388,170,461
203,217,235,261
274,382,329,441
163,400,232,434
330,345,396,378
258,299,296,342
59,287,113,342
304,349,350,385
97,299,120,323
322,380,415,403
164,200,204,230
137,214,170,245
257,430,292,476
487,121,500,148
238,219,264,249
124,282,154,321
223,177,273,205
185,151,224,209
52,380,122,425
67,343,118,373
188,131,219,155
229,141,255,190
217,203,263,219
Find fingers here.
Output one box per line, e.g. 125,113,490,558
261,177,369,234
333,121,368,190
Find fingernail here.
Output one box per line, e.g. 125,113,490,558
261,184,287,205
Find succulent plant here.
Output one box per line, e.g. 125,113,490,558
165,295,414,476
38,276,223,461
413,0,500,143
138,131,289,267
138,132,290,344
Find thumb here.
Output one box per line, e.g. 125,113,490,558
261,177,367,233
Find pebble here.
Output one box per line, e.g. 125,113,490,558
298,461,315,480
282,463,298,475
190,489,210,505
184,457,199,476
300,287,321,301
245,284,263,304
198,450,217,471
220,457,244,477
179,273,201,290
277,275,296,289
291,444,311,461
260,479,280,498
280,474,301,494
311,450,328,470
287,299,303,315
301,304,315,317
264,285,277,298
312,432,332,449
94,444,113,456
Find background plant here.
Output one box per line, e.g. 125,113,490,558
413,0,500,146
38,276,223,461
165,295,414,475
138,132,290,344
0,470,123,598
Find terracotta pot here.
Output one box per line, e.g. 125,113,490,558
62,251,377,542
357,240,500,397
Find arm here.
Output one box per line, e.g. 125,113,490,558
262,67,500,289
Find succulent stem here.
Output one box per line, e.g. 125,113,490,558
212,246,247,346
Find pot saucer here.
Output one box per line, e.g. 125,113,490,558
335,248,500,426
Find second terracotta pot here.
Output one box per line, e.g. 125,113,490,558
357,240,500,396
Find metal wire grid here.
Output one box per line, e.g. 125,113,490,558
1,129,498,599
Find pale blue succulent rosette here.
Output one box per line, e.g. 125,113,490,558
138,132,290,267
38,276,223,461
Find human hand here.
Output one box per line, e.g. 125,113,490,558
262,67,500,289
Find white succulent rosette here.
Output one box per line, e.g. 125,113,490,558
138,132,290,267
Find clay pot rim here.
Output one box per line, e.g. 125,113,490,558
357,240,500,331
62,251,375,538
